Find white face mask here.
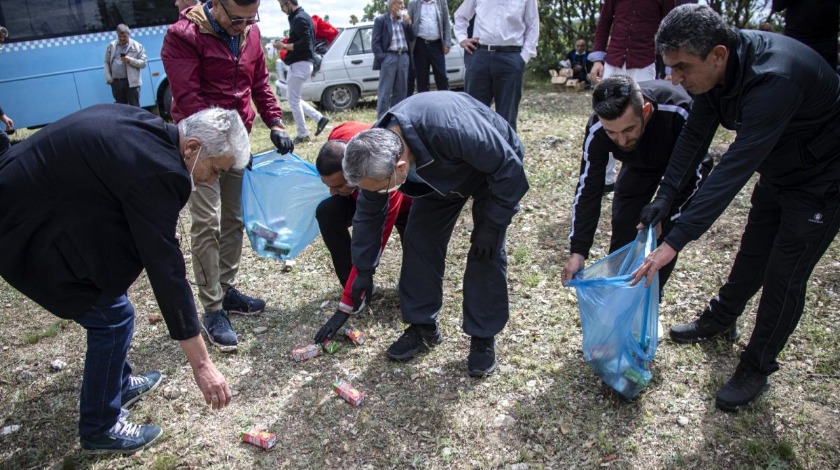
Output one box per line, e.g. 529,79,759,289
189,145,202,192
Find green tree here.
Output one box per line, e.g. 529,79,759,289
350,14,359,25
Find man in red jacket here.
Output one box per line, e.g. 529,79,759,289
313,121,412,342
162,0,295,353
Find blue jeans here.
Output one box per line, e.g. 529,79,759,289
376,52,410,117
73,294,135,436
464,49,525,130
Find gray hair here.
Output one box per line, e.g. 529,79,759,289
343,128,402,186
116,24,130,34
656,4,737,58
177,107,251,170
0,27,8,40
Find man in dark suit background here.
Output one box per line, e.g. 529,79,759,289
0,104,245,454
407,0,451,94
373,0,415,117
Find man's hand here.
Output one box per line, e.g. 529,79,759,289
460,37,479,54
469,224,501,262
350,272,374,313
443,46,450,55
179,336,232,410
314,310,351,343
590,61,604,83
271,129,294,155
638,197,671,227
631,243,677,288
1,114,14,132
562,253,586,285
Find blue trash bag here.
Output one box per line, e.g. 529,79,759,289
565,226,660,399
241,151,330,261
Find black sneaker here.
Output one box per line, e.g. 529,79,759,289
468,336,497,377
385,324,443,361
293,135,311,145
315,116,330,136
80,418,163,454
715,363,769,411
669,308,739,343
223,287,265,315
122,371,162,408
202,310,238,352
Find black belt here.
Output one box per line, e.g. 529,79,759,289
477,44,522,53
419,38,442,44
388,49,409,54
112,77,128,80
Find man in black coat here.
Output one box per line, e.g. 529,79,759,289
633,5,840,411
342,92,528,377
0,104,247,453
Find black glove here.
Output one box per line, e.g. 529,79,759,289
270,129,294,155
469,224,502,262
314,310,350,343
350,271,373,313
639,197,672,227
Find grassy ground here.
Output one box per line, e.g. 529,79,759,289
1,85,839,469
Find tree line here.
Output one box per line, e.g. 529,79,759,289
357,0,774,74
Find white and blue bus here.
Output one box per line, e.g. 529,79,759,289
0,0,179,129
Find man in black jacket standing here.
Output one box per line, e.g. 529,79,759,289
277,0,329,144
0,105,245,453
633,5,840,411
342,91,528,377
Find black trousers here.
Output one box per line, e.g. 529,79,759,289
412,39,449,93
706,177,840,374
316,195,408,287
398,184,510,338
110,79,140,107
609,157,712,294
464,49,524,130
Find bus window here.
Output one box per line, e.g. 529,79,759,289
0,0,179,128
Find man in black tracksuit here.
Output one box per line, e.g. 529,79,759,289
562,77,711,294
634,5,840,411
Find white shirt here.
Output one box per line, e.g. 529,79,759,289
418,0,441,41
454,0,539,64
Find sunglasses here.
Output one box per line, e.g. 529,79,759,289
593,84,633,103
218,0,260,26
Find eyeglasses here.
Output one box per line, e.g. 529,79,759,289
593,84,633,103
376,170,397,194
218,0,260,26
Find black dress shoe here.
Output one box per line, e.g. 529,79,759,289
315,116,330,136
716,363,769,411
669,308,739,343
468,336,497,377
385,324,442,361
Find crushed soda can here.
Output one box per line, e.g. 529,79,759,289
333,378,365,406
249,222,278,242
291,344,321,362
321,339,341,354
342,326,366,345
241,427,277,450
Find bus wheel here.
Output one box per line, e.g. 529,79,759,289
160,83,173,121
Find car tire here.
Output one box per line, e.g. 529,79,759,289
321,85,359,112
159,82,173,121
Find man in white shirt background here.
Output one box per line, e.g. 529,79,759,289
454,0,539,130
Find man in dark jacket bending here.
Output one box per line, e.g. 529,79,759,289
633,4,840,411
343,91,529,377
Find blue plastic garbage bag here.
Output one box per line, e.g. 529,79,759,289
242,151,330,261
566,226,660,399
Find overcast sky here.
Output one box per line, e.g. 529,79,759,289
257,0,374,38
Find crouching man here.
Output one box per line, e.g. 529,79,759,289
0,104,245,453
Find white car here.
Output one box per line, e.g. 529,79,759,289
275,24,466,111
